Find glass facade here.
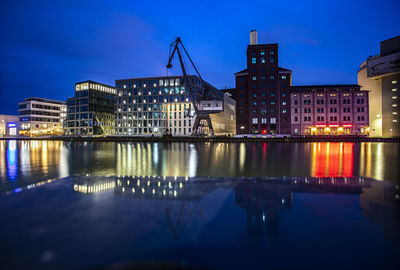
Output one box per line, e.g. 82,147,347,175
64,81,116,136
115,76,205,136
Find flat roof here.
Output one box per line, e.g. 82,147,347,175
115,75,200,82
75,80,115,89
291,84,360,88
22,97,66,105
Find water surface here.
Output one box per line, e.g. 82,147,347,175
0,176,398,270
1,140,399,192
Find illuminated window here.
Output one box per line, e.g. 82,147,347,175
393,96,398,99
393,88,398,92
252,76,257,80
281,75,287,79
252,58,256,64
392,81,398,84
252,118,258,124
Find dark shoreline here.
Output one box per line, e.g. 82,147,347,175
1,136,399,143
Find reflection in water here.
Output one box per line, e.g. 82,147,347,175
310,142,354,177
6,140,17,181
1,174,399,270
0,141,399,192
69,175,399,243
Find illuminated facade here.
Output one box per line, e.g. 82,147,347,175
0,115,19,137
114,76,236,136
358,36,400,137
18,98,66,136
235,30,292,135
290,85,369,135
64,81,116,136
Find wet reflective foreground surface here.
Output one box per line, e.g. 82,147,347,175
1,140,400,269
0,176,399,270
1,140,400,193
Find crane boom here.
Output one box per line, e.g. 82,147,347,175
166,37,223,136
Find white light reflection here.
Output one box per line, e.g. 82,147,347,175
188,144,197,177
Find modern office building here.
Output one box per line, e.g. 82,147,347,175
0,115,19,137
114,76,236,136
358,36,400,137
18,98,66,136
64,81,116,136
290,85,369,136
235,30,292,135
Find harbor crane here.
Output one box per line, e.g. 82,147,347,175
166,37,223,136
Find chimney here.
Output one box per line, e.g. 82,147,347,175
250,30,258,45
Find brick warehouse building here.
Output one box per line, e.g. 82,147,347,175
235,30,292,135
290,85,370,136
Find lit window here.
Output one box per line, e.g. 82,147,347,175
260,51,265,55
393,96,398,99
393,89,398,92
252,118,258,124
261,57,265,63
392,81,398,84
393,104,398,107
281,75,287,79
252,76,257,80
252,58,256,64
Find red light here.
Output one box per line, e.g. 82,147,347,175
342,124,352,127
315,124,326,127
328,124,339,127
261,129,267,135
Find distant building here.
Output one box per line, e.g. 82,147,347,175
18,98,66,136
114,76,236,136
358,36,400,137
64,81,116,136
0,115,19,137
290,85,369,136
235,30,292,135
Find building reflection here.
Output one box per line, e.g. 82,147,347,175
71,176,380,243
0,140,70,191
310,142,354,177
234,180,292,244
360,181,400,241
116,143,198,177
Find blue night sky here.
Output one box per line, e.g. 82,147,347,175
0,0,399,115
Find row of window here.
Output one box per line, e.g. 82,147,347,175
251,57,275,64
293,115,366,122
294,98,366,105
293,107,366,113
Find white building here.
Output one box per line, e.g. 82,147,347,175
18,97,67,136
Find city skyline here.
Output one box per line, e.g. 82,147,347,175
1,0,400,115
